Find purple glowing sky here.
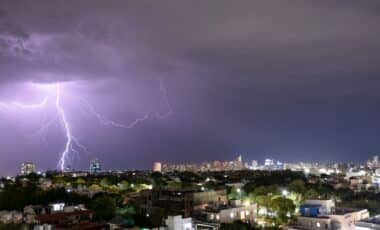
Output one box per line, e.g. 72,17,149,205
1,1,380,175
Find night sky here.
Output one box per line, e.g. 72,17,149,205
1,1,380,175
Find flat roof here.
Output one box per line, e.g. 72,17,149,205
300,204,322,208
358,215,380,225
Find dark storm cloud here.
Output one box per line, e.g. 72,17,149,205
0,1,378,86
0,0,380,174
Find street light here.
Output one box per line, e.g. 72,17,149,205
237,188,242,200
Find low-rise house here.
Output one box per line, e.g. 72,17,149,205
35,209,94,226
137,188,228,218
300,199,335,216
24,203,91,227
355,215,380,229
24,205,50,224
165,215,193,230
204,203,257,224
293,199,369,230
0,210,23,224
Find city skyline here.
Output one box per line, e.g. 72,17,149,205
1,1,380,175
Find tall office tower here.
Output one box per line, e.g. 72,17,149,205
21,162,36,175
251,160,258,169
89,158,101,174
237,154,242,163
153,162,162,172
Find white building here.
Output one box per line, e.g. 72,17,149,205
264,159,274,167
33,224,53,230
236,155,242,163
295,199,369,230
153,162,162,172
356,215,380,229
21,162,36,175
295,209,369,230
0,211,23,224
206,203,257,224
251,160,258,169
165,215,192,230
346,169,367,180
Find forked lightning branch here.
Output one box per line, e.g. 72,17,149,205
0,82,172,171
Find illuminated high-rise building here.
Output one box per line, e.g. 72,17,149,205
153,162,162,172
251,160,258,169
264,159,274,167
237,154,242,163
21,162,36,175
233,154,243,170
89,158,101,174
367,155,380,169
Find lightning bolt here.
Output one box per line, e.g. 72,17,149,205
0,85,84,171
13,97,49,109
156,78,173,119
79,97,150,129
55,85,73,171
0,79,173,171
0,97,49,110
79,78,173,128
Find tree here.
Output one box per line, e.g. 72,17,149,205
100,178,111,187
91,195,116,220
289,179,306,194
305,188,319,199
88,184,102,193
119,180,129,190
335,188,354,200
75,178,86,187
269,197,295,224
117,205,136,218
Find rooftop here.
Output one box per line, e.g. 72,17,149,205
357,215,380,225
36,210,93,222
300,204,322,208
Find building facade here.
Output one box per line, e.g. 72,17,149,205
21,162,36,175
89,159,101,174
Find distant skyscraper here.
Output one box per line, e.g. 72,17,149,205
251,160,258,169
233,154,243,170
89,158,101,174
264,159,274,167
367,155,380,169
21,162,36,175
237,154,242,163
153,162,162,172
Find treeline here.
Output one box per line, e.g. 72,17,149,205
0,184,91,211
